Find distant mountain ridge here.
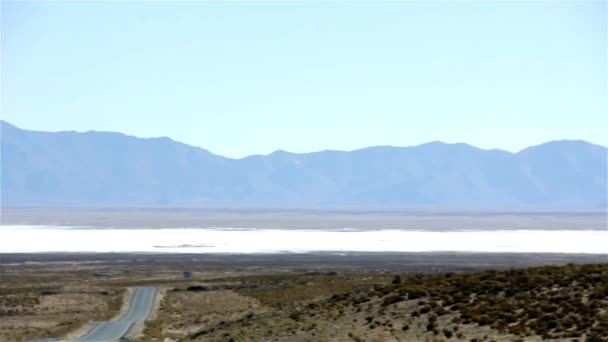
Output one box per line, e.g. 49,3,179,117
1,120,606,207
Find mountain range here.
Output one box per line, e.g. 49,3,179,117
1,120,606,207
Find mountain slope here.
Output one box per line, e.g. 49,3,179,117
1,121,606,207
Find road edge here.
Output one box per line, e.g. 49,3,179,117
63,287,135,342
123,287,162,340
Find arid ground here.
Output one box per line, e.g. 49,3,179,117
1,252,607,342
1,208,606,341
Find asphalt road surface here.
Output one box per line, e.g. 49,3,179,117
74,286,157,342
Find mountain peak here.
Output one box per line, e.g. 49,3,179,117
1,122,606,207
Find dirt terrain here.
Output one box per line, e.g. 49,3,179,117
0,265,124,342
1,252,607,341
143,264,608,342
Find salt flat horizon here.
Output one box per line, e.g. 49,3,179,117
1,225,606,254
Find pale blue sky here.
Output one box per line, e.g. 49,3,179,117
1,1,606,157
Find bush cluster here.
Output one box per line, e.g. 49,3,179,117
339,263,608,340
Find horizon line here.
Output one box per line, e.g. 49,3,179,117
2,119,606,159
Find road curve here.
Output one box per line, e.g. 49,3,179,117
74,286,157,342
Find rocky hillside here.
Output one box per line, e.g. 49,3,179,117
145,263,608,341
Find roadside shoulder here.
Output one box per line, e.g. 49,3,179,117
62,288,134,341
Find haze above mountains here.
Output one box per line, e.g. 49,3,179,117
1,120,606,207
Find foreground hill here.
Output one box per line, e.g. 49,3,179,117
2,120,606,206
149,263,608,342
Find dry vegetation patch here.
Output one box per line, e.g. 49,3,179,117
1,256,606,342
141,264,608,342
0,288,124,342
144,289,266,341
0,265,125,342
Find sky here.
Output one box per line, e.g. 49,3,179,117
1,1,606,158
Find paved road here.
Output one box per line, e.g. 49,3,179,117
74,287,157,342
